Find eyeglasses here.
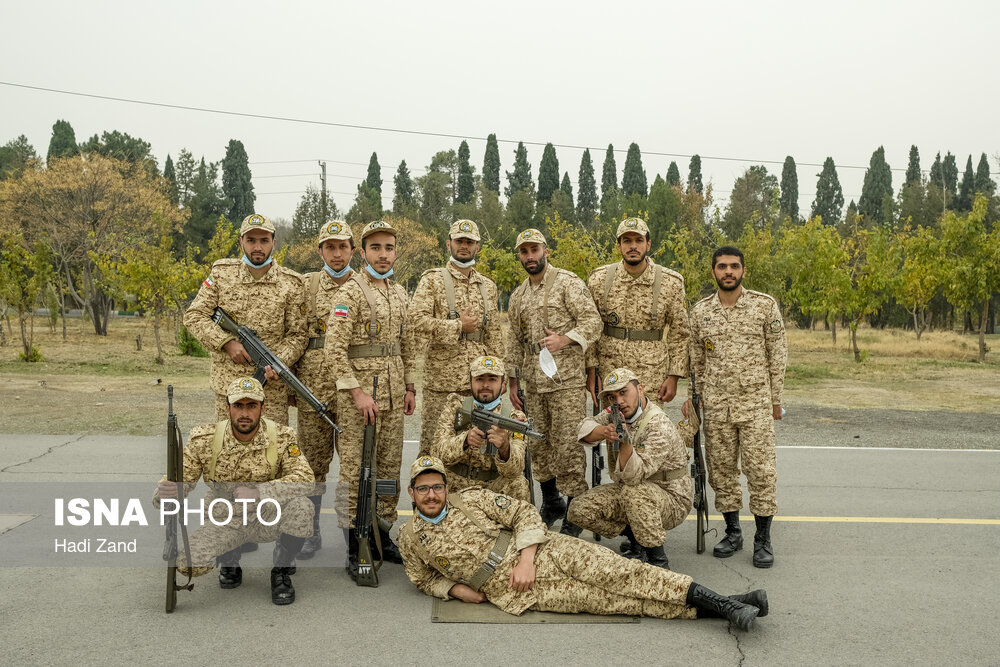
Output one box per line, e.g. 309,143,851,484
413,483,446,495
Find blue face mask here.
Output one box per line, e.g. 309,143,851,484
418,504,447,525
474,396,502,411
365,264,394,280
324,264,351,279
241,254,273,269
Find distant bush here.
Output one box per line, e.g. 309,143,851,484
176,325,209,357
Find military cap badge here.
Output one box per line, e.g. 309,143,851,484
459,221,472,232
419,457,435,468
249,215,263,225
327,222,342,234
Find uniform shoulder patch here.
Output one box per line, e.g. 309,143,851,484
770,319,783,332
494,495,512,509
435,556,451,570
287,444,301,457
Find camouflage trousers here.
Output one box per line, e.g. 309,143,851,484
567,477,694,548
703,412,777,516
297,406,337,486
214,388,290,426
445,468,531,503
419,388,463,458
524,535,696,619
333,391,404,530
177,495,313,577
525,388,588,498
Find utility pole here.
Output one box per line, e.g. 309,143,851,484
318,160,328,224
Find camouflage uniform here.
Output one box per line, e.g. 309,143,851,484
183,248,307,426
505,254,602,498
432,392,530,502
689,289,787,516
153,418,315,577
323,264,415,529
399,486,695,619
409,225,503,457
569,399,693,548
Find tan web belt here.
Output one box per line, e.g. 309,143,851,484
459,330,485,342
448,463,499,483
603,323,664,342
348,342,401,358
467,529,513,591
306,336,326,350
647,467,688,483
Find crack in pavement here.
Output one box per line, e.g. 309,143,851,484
715,554,754,666
0,435,86,473
727,620,747,666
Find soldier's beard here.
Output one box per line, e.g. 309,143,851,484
232,416,260,435
523,257,546,275
716,275,743,292
476,388,499,403
623,253,647,267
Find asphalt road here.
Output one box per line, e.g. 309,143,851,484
1,429,998,666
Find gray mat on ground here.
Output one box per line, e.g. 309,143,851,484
431,598,639,624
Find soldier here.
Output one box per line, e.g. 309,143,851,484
398,456,768,630
506,229,602,535
431,355,531,502
323,220,416,579
683,246,787,568
154,377,315,605
183,213,308,426
570,368,693,567
294,220,356,560
585,217,690,406
409,219,503,458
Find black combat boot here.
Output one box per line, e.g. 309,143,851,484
240,541,259,553
371,525,403,564
619,525,646,561
217,547,243,589
753,515,774,568
271,533,305,605
643,543,670,569
539,479,566,528
272,542,296,575
713,511,743,558
345,529,360,580
729,590,768,617
298,495,323,560
559,498,583,537
686,583,760,631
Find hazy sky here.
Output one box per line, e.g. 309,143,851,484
2,0,997,224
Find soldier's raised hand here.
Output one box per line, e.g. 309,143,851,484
459,306,478,333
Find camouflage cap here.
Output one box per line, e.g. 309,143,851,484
599,368,640,397
317,220,354,246
227,376,265,403
359,220,398,242
449,219,481,242
409,455,448,483
470,355,505,378
514,228,547,249
240,213,276,236
616,217,649,239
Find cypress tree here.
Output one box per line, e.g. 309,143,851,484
601,144,618,198
957,156,975,211
560,171,573,201
576,148,598,223
666,161,681,186
457,140,475,204
483,133,501,193
221,139,256,222
779,156,799,221
537,143,560,203
46,119,79,164
811,157,844,225
366,152,382,195
504,142,534,198
929,152,944,190
943,152,958,198
687,154,703,194
621,143,648,197
845,199,858,223
393,160,414,212
905,145,921,186
858,146,893,222
163,154,179,205
975,153,994,196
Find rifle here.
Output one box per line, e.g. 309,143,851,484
608,403,629,453
514,367,536,505
354,377,399,587
212,307,341,434
454,405,545,455
590,369,605,541
163,386,193,613
690,372,711,554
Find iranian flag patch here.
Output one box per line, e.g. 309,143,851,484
204,275,215,288
333,304,349,318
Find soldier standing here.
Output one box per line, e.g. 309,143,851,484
586,217,690,406
431,355,531,502
506,229,602,535
183,213,308,425
408,219,503,457
323,220,416,579
294,221,355,559
570,368,693,567
683,246,787,568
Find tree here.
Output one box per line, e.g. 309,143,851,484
393,160,415,214
576,148,598,225
974,153,994,197
838,221,901,361
601,144,618,199
622,143,647,197
483,133,501,194
778,218,850,340
184,158,229,255
957,155,976,212
366,152,382,195
646,176,683,255
220,139,255,221
666,161,681,186
779,156,799,221
905,145,921,186
560,172,573,201
687,154,703,194
537,143,560,203
46,120,79,164
174,149,197,207
545,212,614,281
292,184,340,243
0,135,39,180
858,146,893,224
943,152,959,200
380,214,443,290
0,234,53,361
457,141,475,204
346,180,382,225
417,151,457,242
721,166,778,240
79,130,157,175
895,225,940,339
811,157,845,225
163,154,179,205
504,142,534,199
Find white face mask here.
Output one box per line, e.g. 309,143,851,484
538,347,562,385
